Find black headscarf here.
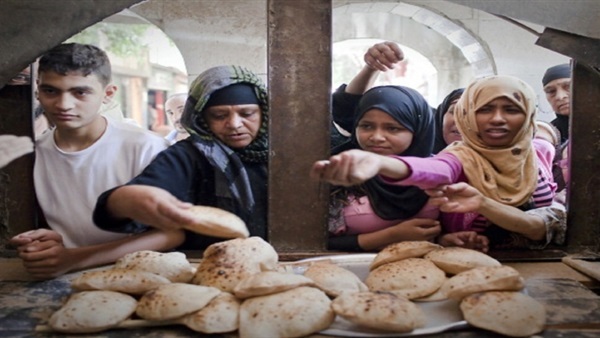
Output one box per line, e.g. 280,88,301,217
433,88,464,154
333,85,435,220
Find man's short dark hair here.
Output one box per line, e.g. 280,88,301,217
38,43,112,86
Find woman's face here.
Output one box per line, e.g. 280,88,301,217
442,100,462,145
203,104,262,149
356,109,413,156
475,97,526,147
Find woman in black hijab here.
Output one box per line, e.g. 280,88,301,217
328,85,440,252
433,88,464,154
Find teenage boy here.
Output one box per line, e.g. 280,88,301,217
9,43,184,279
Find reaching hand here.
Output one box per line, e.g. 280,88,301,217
425,182,485,213
364,41,404,72
108,185,196,231
310,149,384,186
438,231,489,253
0,135,34,168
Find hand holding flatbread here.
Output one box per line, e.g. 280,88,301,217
181,205,249,239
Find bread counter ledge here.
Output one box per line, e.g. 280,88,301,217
1,257,600,337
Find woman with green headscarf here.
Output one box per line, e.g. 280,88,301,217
93,65,269,249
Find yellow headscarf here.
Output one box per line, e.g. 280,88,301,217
444,75,538,206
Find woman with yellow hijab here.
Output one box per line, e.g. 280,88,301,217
311,75,560,250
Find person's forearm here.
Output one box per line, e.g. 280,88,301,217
68,229,185,272
357,227,398,251
345,66,380,94
477,197,546,241
378,156,411,181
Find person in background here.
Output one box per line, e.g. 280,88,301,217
93,65,269,250
433,88,464,154
312,75,560,252
542,63,571,144
328,85,440,252
164,93,190,144
9,43,178,279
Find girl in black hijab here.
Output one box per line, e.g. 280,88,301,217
328,85,439,251
433,88,464,154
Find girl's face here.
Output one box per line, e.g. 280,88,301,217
442,100,462,145
356,109,413,156
475,97,526,147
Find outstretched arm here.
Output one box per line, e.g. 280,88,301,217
426,183,546,241
9,228,184,279
105,184,197,231
310,149,410,187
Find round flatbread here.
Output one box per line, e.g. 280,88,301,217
181,292,240,334
114,250,195,283
425,247,501,275
366,258,446,300
233,271,315,299
441,265,525,300
239,286,334,338
136,283,221,321
182,205,249,239
49,290,137,333
370,241,442,271
71,268,171,295
192,237,279,292
303,261,368,298
460,291,546,337
331,291,425,332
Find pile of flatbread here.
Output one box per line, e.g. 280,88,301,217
361,241,546,337
40,240,546,337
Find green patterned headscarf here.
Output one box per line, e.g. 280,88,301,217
181,65,269,163
180,65,268,218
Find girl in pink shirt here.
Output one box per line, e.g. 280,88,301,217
328,85,439,252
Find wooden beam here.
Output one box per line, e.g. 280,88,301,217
267,0,331,253
566,60,600,251
0,83,35,250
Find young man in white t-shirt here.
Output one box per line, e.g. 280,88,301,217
9,43,184,279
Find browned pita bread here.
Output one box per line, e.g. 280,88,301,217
425,247,501,275
49,290,137,333
370,241,442,271
303,261,368,297
366,258,446,300
192,237,279,292
331,291,425,332
182,205,249,239
71,268,171,295
441,265,524,300
233,271,315,299
181,292,241,334
460,291,546,337
114,250,195,283
239,286,334,338
136,283,221,321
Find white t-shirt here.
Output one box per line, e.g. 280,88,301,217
34,118,169,248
